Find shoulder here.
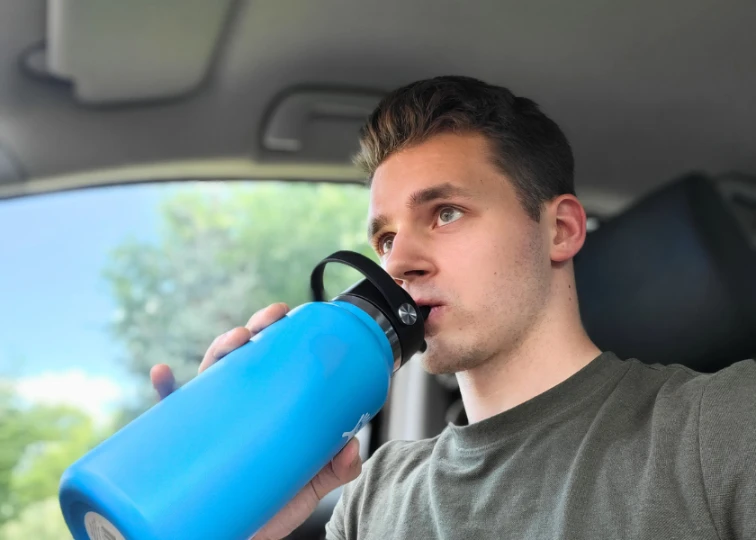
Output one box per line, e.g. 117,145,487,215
702,358,756,397
619,356,725,404
622,357,756,454
699,359,756,434
601,356,753,441
631,357,756,415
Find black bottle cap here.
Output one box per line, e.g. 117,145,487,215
310,250,428,369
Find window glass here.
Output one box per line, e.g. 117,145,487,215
0,180,372,539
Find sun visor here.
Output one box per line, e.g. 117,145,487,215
36,0,234,104
261,89,385,164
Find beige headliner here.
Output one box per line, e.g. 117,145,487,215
0,0,754,216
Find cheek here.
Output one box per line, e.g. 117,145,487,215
443,232,512,289
444,225,538,295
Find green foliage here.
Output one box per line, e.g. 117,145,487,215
0,498,72,540
103,181,373,387
0,383,101,537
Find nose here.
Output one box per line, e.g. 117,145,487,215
383,232,434,286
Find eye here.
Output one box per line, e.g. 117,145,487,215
437,207,464,226
377,234,394,255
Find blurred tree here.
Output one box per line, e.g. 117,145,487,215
103,181,373,398
9,410,102,509
0,385,28,526
0,498,72,540
0,383,103,531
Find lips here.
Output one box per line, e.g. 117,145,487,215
413,299,445,326
414,299,444,311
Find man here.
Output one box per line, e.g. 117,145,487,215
151,76,756,539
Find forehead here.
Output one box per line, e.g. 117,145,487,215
368,132,507,213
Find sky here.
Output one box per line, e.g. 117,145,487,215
0,183,173,422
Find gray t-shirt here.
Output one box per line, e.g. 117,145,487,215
325,352,756,539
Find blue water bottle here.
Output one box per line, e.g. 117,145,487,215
59,250,428,540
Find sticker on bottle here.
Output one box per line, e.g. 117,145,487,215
342,412,371,440
84,511,126,540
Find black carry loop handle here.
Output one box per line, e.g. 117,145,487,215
310,250,429,366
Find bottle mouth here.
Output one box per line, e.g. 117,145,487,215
334,294,430,372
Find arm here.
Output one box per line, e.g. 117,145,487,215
698,359,756,540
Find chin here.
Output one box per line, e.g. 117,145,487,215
417,337,482,375
419,355,455,375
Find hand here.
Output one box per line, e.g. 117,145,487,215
149,302,363,540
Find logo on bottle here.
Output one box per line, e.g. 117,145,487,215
342,413,371,440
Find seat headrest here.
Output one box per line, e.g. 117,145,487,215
575,173,756,372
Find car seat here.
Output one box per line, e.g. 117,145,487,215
575,172,756,372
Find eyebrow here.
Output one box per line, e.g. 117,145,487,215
367,182,475,241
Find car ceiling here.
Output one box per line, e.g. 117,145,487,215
0,0,754,215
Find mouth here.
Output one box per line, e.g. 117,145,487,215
413,300,445,325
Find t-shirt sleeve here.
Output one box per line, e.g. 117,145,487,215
698,359,756,540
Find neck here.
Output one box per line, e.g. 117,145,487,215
456,275,602,424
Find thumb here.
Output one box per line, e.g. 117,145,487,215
310,438,362,500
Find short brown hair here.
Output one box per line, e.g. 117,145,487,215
355,75,575,221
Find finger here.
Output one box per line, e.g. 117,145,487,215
197,304,289,375
245,303,290,334
331,437,362,481
310,438,362,500
198,326,252,374
150,364,176,400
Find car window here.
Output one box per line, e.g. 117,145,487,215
0,180,373,539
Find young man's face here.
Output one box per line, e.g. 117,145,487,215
368,132,554,374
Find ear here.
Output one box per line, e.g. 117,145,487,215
547,195,587,263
